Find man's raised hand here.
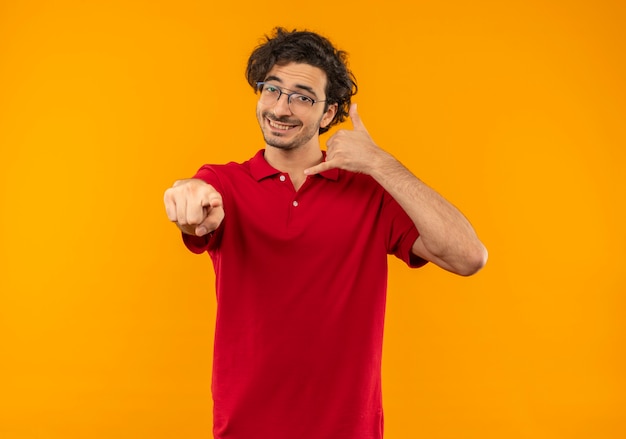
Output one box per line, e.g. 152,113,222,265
304,103,388,176
164,179,224,237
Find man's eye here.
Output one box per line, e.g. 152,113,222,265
265,86,279,93
295,95,313,104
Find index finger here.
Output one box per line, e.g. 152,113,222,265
304,160,336,176
205,190,223,208
190,187,222,224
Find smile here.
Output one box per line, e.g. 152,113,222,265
267,118,298,131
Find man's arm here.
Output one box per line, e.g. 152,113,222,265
366,156,487,276
305,104,487,276
163,178,225,237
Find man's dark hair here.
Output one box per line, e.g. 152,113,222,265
246,27,358,134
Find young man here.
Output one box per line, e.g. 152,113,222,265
164,27,487,439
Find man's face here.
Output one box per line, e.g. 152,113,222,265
256,62,337,151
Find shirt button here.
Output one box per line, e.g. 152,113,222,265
292,200,299,207
279,175,286,182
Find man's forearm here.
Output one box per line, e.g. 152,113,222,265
369,152,487,275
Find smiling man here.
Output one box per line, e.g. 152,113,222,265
164,27,487,439
256,65,334,151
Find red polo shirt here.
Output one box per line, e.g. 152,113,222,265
183,149,426,439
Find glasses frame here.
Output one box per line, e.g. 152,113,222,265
256,82,327,113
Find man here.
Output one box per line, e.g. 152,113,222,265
164,27,487,439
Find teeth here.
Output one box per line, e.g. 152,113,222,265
269,120,294,130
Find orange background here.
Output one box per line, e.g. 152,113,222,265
1,0,625,438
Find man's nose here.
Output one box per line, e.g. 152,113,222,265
273,93,293,117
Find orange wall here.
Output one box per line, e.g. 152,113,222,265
1,1,625,438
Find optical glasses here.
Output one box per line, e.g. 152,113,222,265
256,82,327,114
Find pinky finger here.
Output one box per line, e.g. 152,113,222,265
164,191,178,222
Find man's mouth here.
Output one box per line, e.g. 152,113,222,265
267,118,298,131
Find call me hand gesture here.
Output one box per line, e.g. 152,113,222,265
306,102,488,276
305,103,390,177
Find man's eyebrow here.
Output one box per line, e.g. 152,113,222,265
263,75,319,98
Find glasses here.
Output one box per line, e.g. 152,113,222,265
256,82,327,114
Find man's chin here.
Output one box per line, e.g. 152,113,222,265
264,135,300,150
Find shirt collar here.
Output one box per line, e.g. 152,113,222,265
249,149,339,182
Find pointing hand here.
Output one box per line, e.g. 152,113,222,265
164,179,225,236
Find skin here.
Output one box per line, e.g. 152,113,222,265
164,62,487,276
256,65,335,152
255,63,337,189
304,104,488,275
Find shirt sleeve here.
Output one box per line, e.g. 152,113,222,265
381,190,428,268
182,233,211,254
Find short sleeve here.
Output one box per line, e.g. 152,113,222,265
182,233,211,254
381,191,428,268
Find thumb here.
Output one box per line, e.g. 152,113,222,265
349,103,368,133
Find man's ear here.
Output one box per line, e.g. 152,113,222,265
320,103,338,129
